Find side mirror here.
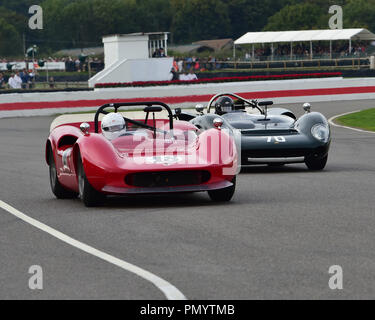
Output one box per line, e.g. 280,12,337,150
258,101,273,106
80,122,90,135
195,104,204,114
213,118,223,130
174,108,181,115
144,106,162,113
303,103,311,113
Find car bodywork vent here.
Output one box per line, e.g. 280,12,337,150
125,170,211,188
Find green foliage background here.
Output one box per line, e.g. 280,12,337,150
0,0,373,57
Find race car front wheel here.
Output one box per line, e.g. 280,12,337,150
305,155,328,171
77,154,104,207
49,149,77,199
208,177,236,202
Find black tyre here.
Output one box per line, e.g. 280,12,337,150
49,149,77,199
305,155,328,171
208,177,236,202
77,154,104,207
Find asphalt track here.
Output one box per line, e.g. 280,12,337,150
0,99,374,300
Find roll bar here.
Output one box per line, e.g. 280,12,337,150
206,93,264,114
94,101,174,133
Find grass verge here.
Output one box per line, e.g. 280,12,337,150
335,108,375,132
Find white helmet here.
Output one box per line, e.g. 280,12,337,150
101,113,126,140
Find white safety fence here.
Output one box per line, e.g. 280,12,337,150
2,77,375,118
0,62,66,71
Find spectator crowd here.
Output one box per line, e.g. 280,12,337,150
0,41,372,90
0,55,104,90
0,56,104,74
0,69,35,90
168,56,225,81
245,42,369,61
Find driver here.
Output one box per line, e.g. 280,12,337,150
101,113,127,140
215,96,234,115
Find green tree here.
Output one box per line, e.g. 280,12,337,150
170,0,192,43
344,0,375,30
264,2,326,31
31,0,74,51
0,0,39,13
0,6,28,35
39,0,140,50
226,0,290,38
0,18,22,56
134,0,172,33
2,0,373,57
171,0,231,43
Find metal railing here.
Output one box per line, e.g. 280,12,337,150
181,57,371,72
33,81,89,89
0,81,89,93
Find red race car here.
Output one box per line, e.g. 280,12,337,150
46,102,238,206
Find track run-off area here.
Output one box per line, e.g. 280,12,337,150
0,99,374,299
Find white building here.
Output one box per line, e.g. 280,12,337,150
88,32,173,88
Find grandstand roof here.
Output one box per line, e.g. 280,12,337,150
193,38,233,51
234,29,375,45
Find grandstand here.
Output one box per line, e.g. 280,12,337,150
234,28,375,61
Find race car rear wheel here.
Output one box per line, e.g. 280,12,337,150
77,154,104,207
208,177,236,202
305,155,328,171
49,149,77,199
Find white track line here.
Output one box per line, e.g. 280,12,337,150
0,200,186,300
328,110,375,134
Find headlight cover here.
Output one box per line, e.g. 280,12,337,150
311,123,330,143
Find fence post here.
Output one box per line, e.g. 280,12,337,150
370,56,375,70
